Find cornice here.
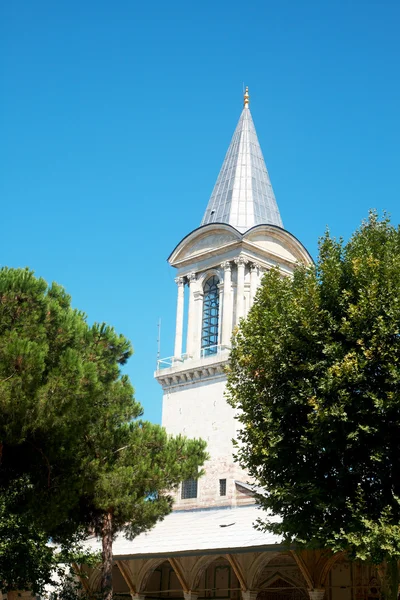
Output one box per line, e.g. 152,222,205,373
155,356,229,390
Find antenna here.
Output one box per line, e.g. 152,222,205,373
156,318,161,364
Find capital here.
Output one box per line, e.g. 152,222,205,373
184,593,199,600
250,262,259,273
221,261,232,271
175,276,185,286
234,255,248,266
188,272,197,283
242,592,258,600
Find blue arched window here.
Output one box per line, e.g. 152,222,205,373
201,275,219,355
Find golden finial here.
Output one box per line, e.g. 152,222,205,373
244,86,250,107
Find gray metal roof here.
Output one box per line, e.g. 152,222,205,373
83,504,282,559
201,94,283,233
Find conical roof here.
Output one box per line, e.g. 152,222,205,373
201,88,283,233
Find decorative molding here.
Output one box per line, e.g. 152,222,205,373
188,272,197,283
156,359,228,389
221,260,232,271
187,233,238,256
234,255,249,266
250,262,259,273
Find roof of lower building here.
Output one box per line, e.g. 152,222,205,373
84,504,282,559
201,88,283,234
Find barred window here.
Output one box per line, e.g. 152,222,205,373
219,478,227,496
181,478,198,499
201,275,219,354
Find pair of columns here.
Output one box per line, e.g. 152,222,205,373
221,257,261,341
173,258,262,360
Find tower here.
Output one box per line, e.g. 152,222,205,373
155,88,312,509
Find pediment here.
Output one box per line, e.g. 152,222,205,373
244,225,313,266
186,232,237,257
169,225,241,265
248,232,298,262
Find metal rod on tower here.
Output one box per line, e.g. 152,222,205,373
156,318,161,365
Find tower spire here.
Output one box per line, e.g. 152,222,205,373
201,91,283,233
244,85,249,107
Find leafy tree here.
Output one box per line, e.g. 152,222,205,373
227,213,400,600
0,480,55,592
0,478,98,594
0,267,207,596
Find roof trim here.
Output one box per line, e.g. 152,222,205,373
167,222,241,262
168,222,313,265
112,543,287,561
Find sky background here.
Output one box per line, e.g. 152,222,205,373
1,0,400,423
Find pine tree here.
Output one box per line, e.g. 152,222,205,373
0,267,208,596
81,420,206,600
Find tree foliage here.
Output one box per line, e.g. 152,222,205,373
227,213,400,592
0,267,207,596
83,419,207,600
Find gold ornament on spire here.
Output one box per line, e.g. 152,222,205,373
244,86,250,107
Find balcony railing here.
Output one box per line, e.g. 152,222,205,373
156,345,230,371
156,353,192,370
200,344,230,358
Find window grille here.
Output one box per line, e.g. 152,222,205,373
219,478,227,496
181,478,198,499
201,275,219,354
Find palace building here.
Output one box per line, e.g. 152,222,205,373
81,89,381,600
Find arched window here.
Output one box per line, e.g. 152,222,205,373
201,275,219,355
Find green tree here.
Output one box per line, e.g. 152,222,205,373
0,267,136,590
82,420,207,600
0,267,208,596
0,480,55,592
227,213,400,600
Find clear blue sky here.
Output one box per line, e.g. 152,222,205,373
1,1,400,423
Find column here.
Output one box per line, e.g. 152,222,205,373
235,256,247,325
221,261,233,347
174,277,185,359
308,590,325,600
217,281,224,345
258,267,265,288
186,272,196,357
250,263,258,307
193,289,204,359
